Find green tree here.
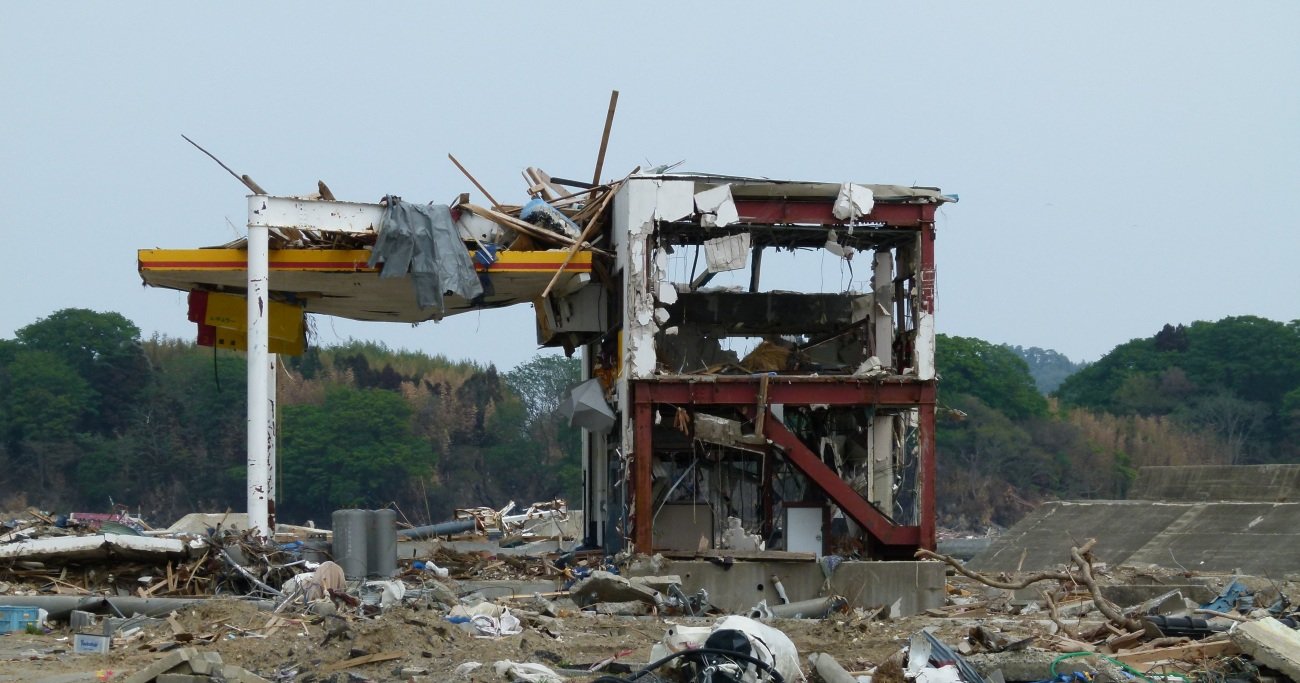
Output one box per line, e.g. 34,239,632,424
280,386,432,523
1006,345,1088,394
505,354,580,421
937,335,1047,419
1,350,94,444
0,350,97,496
1057,316,1300,461
15,309,150,435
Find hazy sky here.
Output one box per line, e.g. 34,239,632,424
3,3,1296,370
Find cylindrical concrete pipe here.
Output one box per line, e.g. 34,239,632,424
808,653,858,683
368,508,398,577
332,509,370,579
752,595,848,620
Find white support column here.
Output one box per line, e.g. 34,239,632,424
871,250,896,516
267,352,278,525
246,198,272,538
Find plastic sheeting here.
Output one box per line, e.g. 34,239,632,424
369,197,483,316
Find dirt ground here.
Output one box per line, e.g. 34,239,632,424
0,596,978,683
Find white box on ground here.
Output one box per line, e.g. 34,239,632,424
73,632,110,654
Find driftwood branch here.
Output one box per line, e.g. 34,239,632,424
915,548,1071,589
1069,541,1142,632
917,538,1140,633
1044,590,1080,640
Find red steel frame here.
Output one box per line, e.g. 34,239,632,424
627,210,939,558
630,378,936,554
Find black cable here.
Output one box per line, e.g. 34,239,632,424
590,647,786,683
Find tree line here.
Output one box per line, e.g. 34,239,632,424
0,309,581,526
2,308,1296,532
936,316,1300,530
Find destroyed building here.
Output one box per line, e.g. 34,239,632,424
137,171,953,563
573,175,950,560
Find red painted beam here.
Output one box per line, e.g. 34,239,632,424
632,387,655,553
764,413,919,548
733,199,937,227
918,403,937,551
636,378,935,407
919,222,936,314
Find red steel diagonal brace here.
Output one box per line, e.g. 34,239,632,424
763,412,918,548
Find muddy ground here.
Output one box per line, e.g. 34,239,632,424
0,596,985,682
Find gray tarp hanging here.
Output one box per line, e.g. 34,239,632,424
368,197,483,317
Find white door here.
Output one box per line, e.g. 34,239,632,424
785,507,822,557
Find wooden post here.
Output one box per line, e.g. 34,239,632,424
592,90,619,186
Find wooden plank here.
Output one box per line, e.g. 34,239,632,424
529,168,569,201
592,90,619,186
539,181,622,298
448,154,501,208
1114,640,1239,670
459,202,572,248
321,651,405,673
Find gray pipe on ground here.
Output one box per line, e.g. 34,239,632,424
751,595,847,620
0,596,273,620
397,519,476,540
808,653,859,683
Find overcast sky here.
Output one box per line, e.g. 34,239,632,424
3,3,1296,370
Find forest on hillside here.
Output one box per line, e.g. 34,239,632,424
2,309,1297,532
0,309,581,526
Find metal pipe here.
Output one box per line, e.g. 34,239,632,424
751,595,846,620
0,596,274,620
399,508,566,540
246,195,271,538
771,574,790,605
808,653,858,683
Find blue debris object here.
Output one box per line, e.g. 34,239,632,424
1201,579,1251,613
520,198,580,239
474,243,499,269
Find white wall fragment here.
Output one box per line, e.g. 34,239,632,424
824,229,856,260
703,232,751,273
657,281,679,305
915,311,935,380
832,183,875,220
654,180,695,222
694,184,739,227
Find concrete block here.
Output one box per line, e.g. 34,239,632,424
188,651,223,674
118,649,192,683
456,579,558,600
1101,584,1217,607
571,571,660,607
629,575,682,593
1230,618,1300,680
69,610,96,632
628,560,943,616
156,675,210,683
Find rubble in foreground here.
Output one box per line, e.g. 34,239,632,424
2,506,1299,683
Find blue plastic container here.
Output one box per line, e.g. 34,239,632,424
0,605,40,633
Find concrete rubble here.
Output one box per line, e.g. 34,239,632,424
1,500,1297,683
